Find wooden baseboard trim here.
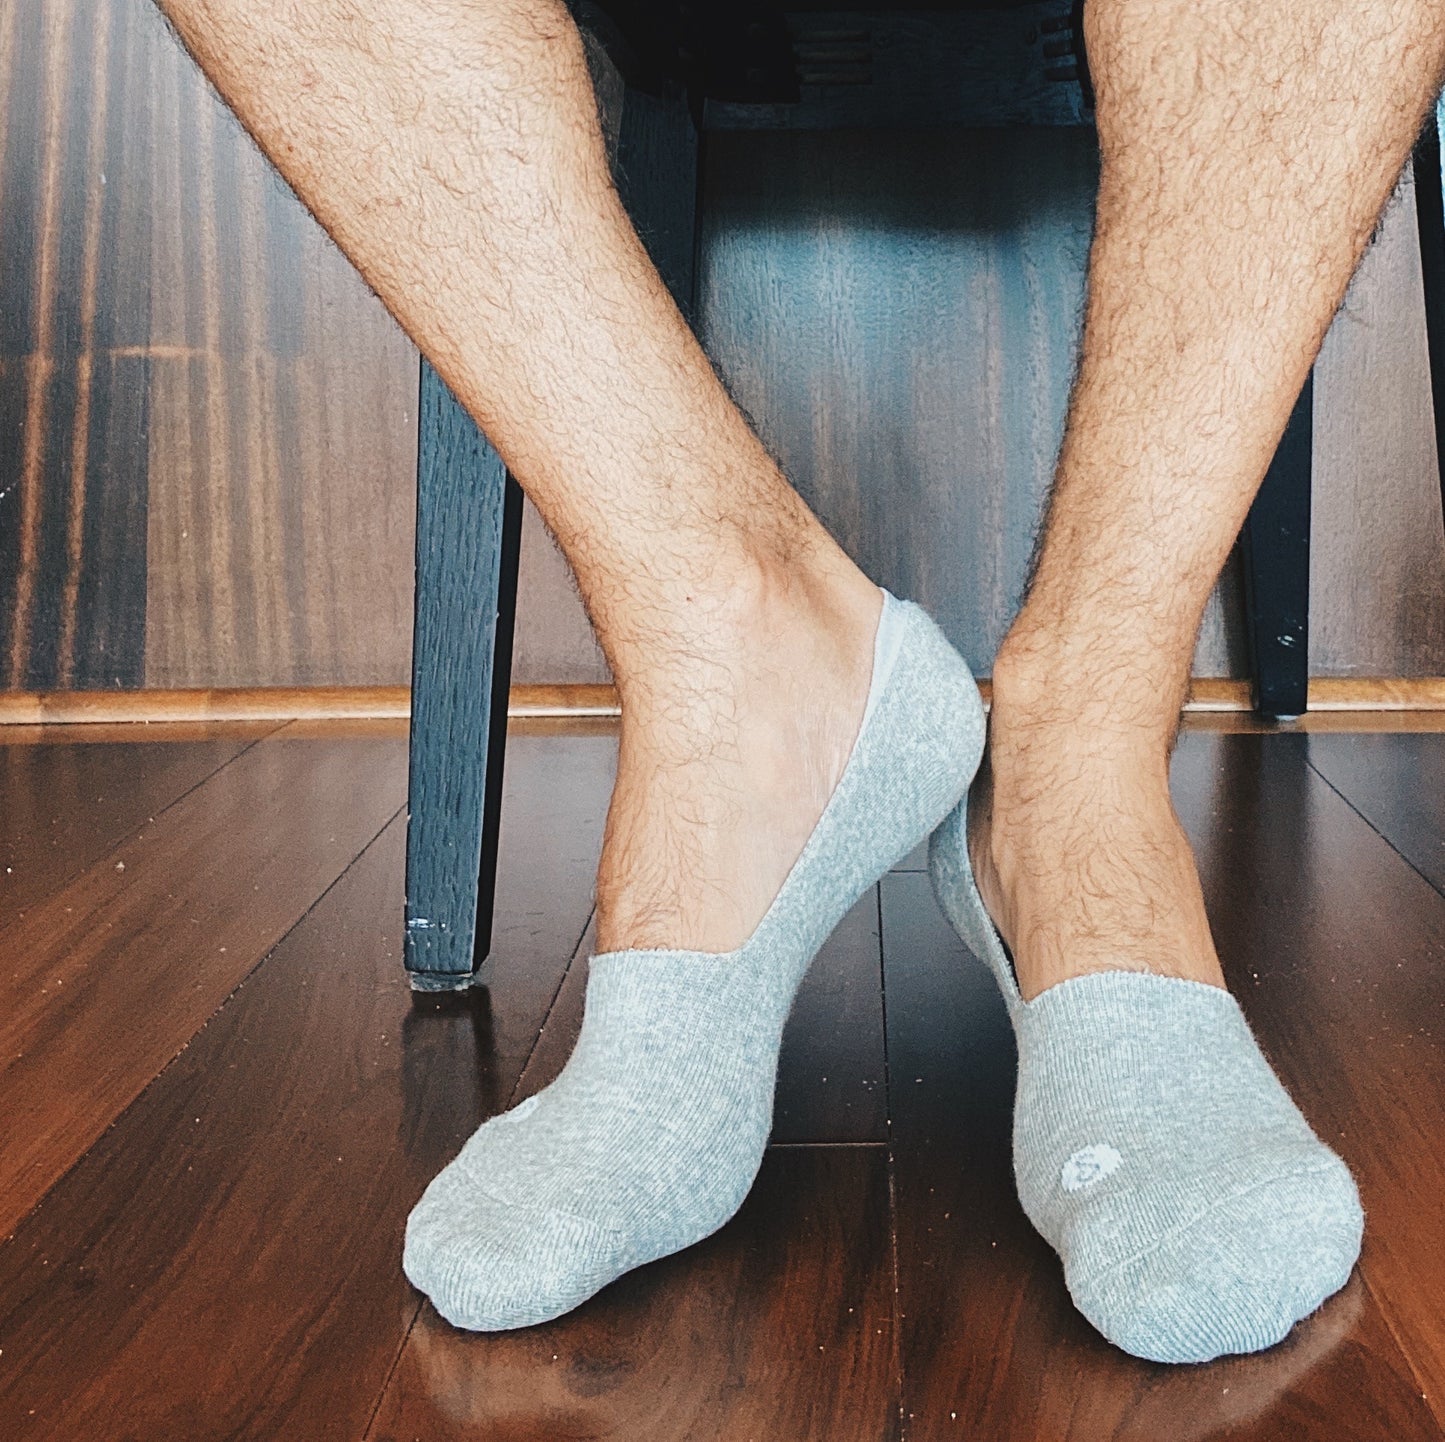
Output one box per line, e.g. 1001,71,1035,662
1183,677,1445,712
506,684,621,717
0,684,621,726
4,677,1445,727
0,686,415,726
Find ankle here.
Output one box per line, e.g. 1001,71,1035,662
608,541,879,718
968,633,1230,995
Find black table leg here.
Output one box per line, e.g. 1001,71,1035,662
404,361,523,992
1240,372,1313,723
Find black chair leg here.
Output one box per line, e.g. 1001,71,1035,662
404,360,524,992
1240,372,1314,723
1413,104,1445,540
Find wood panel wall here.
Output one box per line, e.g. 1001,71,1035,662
1,0,420,690
3,0,1443,693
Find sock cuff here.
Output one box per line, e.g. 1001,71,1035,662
859,588,907,734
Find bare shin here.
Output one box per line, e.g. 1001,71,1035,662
979,1,1445,996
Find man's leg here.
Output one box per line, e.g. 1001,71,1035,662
979,0,1445,996
153,0,982,1328
947,0,1445,1362
157,0,883,957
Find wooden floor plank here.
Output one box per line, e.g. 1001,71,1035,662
772,889,890,1143
504,914,594,1102
0,732,408,1239
0,726,271,915
0,820,415,1441
1304,732,1445,893
0,822,452,1442
883,732,1445,1440
6,725,1444,1438
0,732,613,1441
366,1146,899,1442
470,728,616,1068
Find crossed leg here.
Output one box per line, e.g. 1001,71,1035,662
156,0,888,960
152,0,983,1330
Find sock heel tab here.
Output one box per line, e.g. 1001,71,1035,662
927,793,1024,1011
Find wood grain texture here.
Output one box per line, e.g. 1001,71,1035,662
1306,731,1445,893
0,729,408,1239
1313,163,1445,677
1177,734,1445,1433
0,823,528,1442
771,889,889,1143
0,729,264,913
15,676,1445,726
0,719,286,745
0,820,428,1440
0,683,622,722
2,728,1445,1434
0,729,599,1442
0,684,412,723
472,728,614,1059
696,125,1241,678
0,0,150,689
0,737,612,1439
138,0,417,689
403,364,519,982
0,0,420,691
697,132,1445,681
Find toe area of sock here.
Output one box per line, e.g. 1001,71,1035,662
403,1190,630,1332
1069,1158,1364,1365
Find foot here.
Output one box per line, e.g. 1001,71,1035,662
406,585,986,1330
926,641,1362,1364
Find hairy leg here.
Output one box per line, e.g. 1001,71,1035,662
923,0,1445,1363
978,0,1445,1000
153,0,989,1330
155,0,884,954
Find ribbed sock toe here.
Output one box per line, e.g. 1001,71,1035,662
928,795,1364,1364
404,590,985,1331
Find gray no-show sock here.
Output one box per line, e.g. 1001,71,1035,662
928,794,1363,1365
405,589,985,1331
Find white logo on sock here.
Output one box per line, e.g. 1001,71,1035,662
1061,1144,1123,1193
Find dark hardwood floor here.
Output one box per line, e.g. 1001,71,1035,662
0,721,1442,1440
